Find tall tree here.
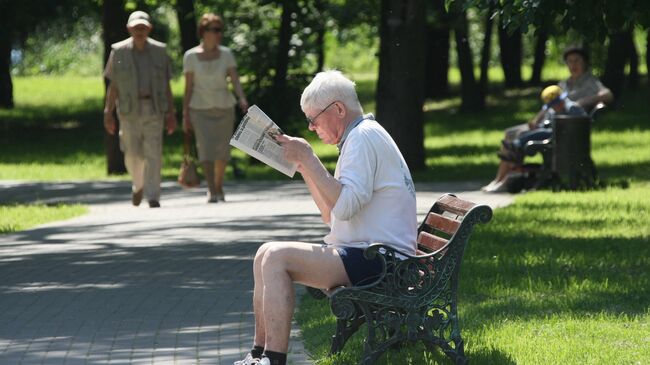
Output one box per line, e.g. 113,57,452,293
529,27,548,85
376,0,426,170
625,30,639,90
498,16,523,88
314,0,326,73
478,1,495,101
175,0,197,54
102,0,128,174
0,25,13,108
424,0,451,99
449,4,483,111
273,0,295,99
602,31,631,101
647,30,650,88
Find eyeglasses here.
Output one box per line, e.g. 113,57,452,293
306,101,336,126
205,27,223,33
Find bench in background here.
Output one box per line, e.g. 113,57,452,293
524,102,606,190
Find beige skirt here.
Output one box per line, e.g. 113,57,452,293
190,107,235,162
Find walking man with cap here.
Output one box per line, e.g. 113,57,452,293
103,10,177,208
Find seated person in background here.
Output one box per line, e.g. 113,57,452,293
559,46,613,111
482,86,586,193
482,45,613,193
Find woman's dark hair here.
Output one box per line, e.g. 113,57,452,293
563,46,590,66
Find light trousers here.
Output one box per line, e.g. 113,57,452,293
119,101,164,202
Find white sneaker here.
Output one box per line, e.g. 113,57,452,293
483,180,508,193
234,353,258,365
234,354,271,365
481,181,497,191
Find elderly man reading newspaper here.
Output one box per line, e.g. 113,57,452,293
234,70,417,365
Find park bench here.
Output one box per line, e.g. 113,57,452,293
522,102,606,191
306,194,493,365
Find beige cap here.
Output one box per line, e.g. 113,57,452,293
127,11,151,27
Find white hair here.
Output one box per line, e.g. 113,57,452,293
300,70,363,115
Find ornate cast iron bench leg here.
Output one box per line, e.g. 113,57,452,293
331,315,365,354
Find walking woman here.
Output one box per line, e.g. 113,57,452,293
183,13,248,203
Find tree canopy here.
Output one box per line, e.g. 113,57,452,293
455,0,650,39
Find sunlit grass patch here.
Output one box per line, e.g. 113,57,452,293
0,203,88,234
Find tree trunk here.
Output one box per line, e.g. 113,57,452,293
175,0,197,55
478,2,495,101
452,8,483,111
647,30,650,89
424,0,450,99
530,28,548,85
376,0,426,171
0,27,13,109
498,17,523,88
625,30,639,90
102,0,128,175
602,32,629,102
314,0,325,73
270,0,295,127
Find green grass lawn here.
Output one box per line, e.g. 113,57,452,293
0,203,88,234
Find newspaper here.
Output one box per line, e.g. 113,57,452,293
230,105,298,178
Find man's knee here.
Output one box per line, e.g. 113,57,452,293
254,242,282,267
257,242,292,270
255,242,273,261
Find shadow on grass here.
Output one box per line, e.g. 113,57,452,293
467,347,517,365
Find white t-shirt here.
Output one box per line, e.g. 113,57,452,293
183,45,237,109
324,119,418,256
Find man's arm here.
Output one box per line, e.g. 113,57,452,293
276,134,341,224
164,78,177,135
301,156,342,224
103,82,118,135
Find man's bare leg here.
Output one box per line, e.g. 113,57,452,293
252,244,270,348
257,242,351,353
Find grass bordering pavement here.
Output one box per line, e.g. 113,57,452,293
0,203,88,234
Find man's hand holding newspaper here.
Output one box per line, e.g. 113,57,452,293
229,105,298,178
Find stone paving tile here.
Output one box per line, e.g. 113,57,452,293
0,180,512,365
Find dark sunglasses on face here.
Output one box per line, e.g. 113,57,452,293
205,27,223,33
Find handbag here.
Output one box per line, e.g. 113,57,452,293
178,131,201,188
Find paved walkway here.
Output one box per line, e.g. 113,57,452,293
0,180,513,365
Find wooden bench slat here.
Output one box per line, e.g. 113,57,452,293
436,195,476,216
424,212,460,235
417,231,449,253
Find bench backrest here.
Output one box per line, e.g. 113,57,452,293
399,194,492,307
417,194,482,256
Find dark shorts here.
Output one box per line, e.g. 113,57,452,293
335,246,384,286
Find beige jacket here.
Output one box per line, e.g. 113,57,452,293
109,38,170,117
